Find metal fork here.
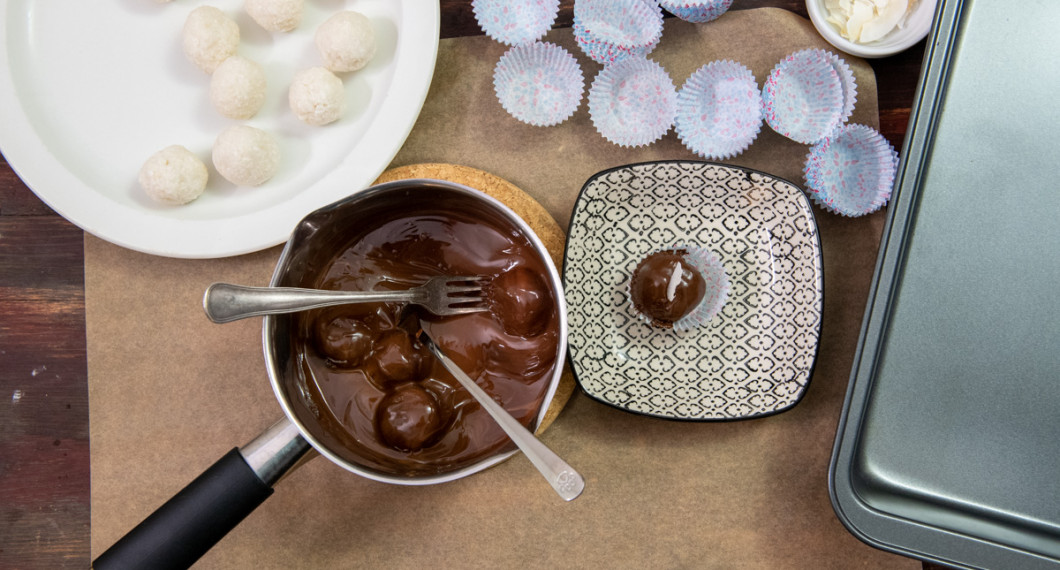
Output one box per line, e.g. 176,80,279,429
203,275,487,323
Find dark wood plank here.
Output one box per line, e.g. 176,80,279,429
1,152,57,217
0,215,89,569
870,42,928,150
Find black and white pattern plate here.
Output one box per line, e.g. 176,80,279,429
563,161,823,420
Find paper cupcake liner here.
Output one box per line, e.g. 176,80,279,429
627,245,731,332
822,49,858,124
803,123,899,217
573,21,659,66
659,0,734,23
675,60,763,160
573,0,664,65
672,244,729,332
588,55,677,147
762,49,845,144
472,0,560,46
493,42,584,126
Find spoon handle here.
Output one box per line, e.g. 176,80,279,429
203,283,414,323
421,331,585,502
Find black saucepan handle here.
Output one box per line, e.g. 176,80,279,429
93,418,310,570
93,448,272,570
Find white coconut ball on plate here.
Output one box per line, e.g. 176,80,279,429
289,67,345,126
245,0,304,33
139,145,209,205
315,11,377,73
182,6,240,74
212,125,281,187
210,55,267,119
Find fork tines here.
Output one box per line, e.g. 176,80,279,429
442,275,489,315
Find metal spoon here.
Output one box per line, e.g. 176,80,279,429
418,329,585,502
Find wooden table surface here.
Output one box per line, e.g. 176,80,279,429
0,1,940,568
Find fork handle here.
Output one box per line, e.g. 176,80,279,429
203,283,416,323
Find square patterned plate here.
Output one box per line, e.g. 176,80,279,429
563,161,823,420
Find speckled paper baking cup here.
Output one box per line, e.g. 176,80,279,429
588,55,677,147
762,49,845,144
803,123,898,217
573,0,664,65
659,0,734,23
627,245,731,333
822,49,858,124
493,42,584,126
472,0,560,46
675,60,763,160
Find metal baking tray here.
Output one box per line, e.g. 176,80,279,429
829,0,1060,568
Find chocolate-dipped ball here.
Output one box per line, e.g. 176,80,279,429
315,315,373,366
376,384,443,451
630,249,706,327
371,329,427,384
488,266,552,337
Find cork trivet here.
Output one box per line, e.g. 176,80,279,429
372,163,575,432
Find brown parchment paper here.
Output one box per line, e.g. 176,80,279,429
88,9,917,569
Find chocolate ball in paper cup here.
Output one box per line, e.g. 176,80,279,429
573,0,663,65
762,49,845,144
493,42,584,126
675,60,763,160
588,55,677,147
659,0,734,23
803,123,899,216
628,245,730,332
472,0,559,46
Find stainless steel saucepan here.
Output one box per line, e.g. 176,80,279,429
92,179,568,570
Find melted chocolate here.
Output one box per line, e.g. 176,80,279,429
630,249,706,327
294,207,559,477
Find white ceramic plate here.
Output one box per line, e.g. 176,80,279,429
0,0,438,258
563,161,823,420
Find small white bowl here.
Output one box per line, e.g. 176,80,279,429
806,0,936,58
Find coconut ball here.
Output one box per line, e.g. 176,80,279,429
139,145,209,205
244,0,304,33
314,11,377,73
212,125,280,187
209,56,267,120
182,6,240,74
288,67,345,126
